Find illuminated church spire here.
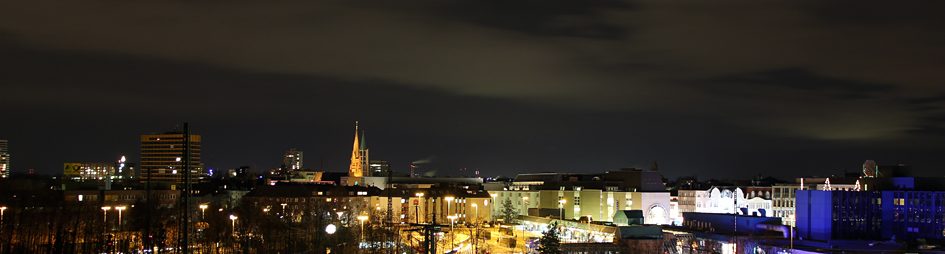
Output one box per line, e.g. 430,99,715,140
348,121,364,178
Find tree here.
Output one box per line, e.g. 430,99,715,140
537,222,562,254
501,198,517,224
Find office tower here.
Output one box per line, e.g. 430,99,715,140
140,131,202,185
283,148,303,171
369,160,391,177
0,139,8,178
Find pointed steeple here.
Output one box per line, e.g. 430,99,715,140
349,121,363,178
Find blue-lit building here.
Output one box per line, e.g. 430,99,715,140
796,177,945,243
681,212,784,236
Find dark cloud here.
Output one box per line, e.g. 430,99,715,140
436,0,633,39
707,68,894,99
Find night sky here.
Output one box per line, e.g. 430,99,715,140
2,0,944,179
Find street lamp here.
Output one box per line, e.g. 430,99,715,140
472,203,479,224
490,193,498,222
447,215,458,249
325,223,337,253
229,214,238,237
523,196,529,216
415,192,424,224
445,196,455,218
281,203,288,214
199,204,209,220
357,215,369,243
101,206,112,231
115,206,127,230
0,206,6,224
558,199,566,220
472,203,481,254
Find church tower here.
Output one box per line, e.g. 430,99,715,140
349,122,364,178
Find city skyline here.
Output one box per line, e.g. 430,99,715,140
2,0,945,178
0,123,936,179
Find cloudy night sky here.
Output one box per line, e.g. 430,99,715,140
1,0,944,179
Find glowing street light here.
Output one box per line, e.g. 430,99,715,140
523,196,530,215
558,199,566,220
447,215,458,249
325,224,337,234
490,193,498,222
471,203,479,224
101,206,112,231
199,204,209,220
115,206,127,230
357,215,369,242
415,192,425,224
0,206,6,224
229,215,238,237
445,196,455,217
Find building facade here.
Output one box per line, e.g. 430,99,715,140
682,187,774,219
368,160,391,177
491,170,671,224
677,189,699,214
772,178,857,227
0,139,9,178
282,148,303,171
796,188,945,242
63,162,116,181
140,132,202,186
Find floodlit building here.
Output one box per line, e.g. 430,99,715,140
490,169,671,224
344,121,369,185
242,183,492,225
64,162,115,181
677,189,699,214
796,177,945,243
772,177,858,227
0,139,9,178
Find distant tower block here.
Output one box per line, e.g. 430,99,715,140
862,160,878,178
0,139,9,178
283,148,303,171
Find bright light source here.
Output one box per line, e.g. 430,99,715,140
325,224,337,234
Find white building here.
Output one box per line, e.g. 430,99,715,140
490,170,671,225
690,187,773,217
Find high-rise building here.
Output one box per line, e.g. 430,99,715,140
282,148,303,171
140,131,202,186
0,139,9,178
368,160,390,177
